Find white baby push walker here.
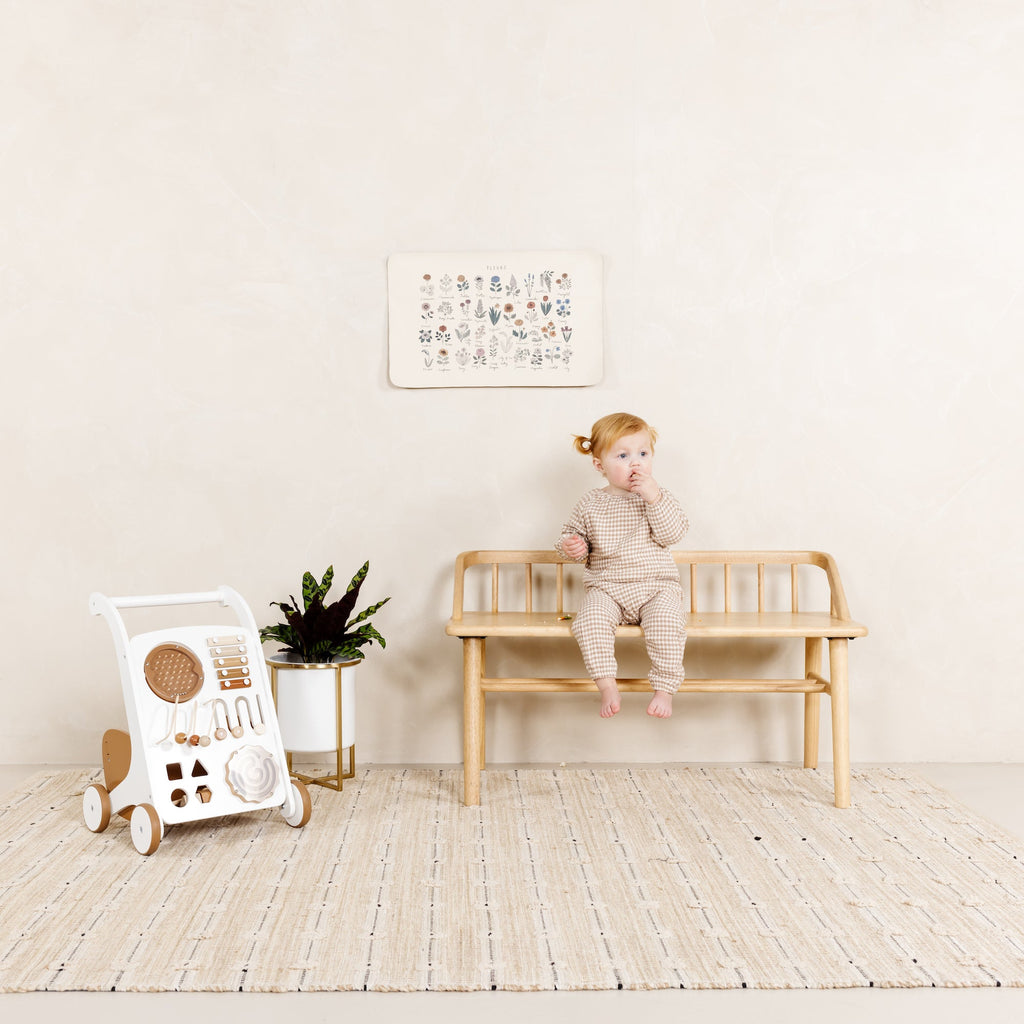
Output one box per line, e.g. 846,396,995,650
86,587,312,855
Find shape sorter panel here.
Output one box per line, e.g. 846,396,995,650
127,625,289,825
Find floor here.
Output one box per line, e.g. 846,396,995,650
3,762,1024,1023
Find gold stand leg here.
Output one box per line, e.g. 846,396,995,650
288,746,354,792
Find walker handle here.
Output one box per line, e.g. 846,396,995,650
92,590,230,612
89,586,259,662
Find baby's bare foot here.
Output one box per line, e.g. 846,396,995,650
647,691,673,718
595,678,621,718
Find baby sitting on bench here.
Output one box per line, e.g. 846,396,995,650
556,412,689,719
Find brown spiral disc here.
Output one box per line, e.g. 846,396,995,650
144,643,204,702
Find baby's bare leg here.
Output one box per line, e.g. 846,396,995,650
572,589,623,718
640,585,685,720
647,690,673,718
595,677,621,718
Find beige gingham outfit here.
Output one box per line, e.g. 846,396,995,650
556,488,689,693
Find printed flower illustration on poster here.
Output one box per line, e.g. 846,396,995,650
388,251,603,387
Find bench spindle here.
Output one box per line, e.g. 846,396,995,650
524,563,532,614
757,563,766,612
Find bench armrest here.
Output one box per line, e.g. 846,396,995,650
814,551,856,622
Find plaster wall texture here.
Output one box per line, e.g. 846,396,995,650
2,1,1022,764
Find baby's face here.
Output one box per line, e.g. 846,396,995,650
594,431,654,494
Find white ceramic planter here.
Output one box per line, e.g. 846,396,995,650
271,659,357,752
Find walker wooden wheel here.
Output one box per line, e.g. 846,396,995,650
283,779,312,828
143,643,204,703
82,783,112,833
130,803,162,855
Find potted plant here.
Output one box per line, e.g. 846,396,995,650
260,563,389,789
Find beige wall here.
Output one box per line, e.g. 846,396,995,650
3,1,1022,766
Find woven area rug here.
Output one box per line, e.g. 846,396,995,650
1,766,1023,992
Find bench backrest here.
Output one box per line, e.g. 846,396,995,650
450,550,855,621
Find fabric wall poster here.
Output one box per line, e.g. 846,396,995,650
387,251,603,387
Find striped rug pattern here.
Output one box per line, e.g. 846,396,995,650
1,767,1022,991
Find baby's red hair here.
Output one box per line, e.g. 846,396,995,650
572,412,657,459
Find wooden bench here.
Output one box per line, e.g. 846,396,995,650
446,550,867,808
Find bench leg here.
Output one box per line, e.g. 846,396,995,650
803,637,823,769
480,692,486,771
463,637,484,806
479,645,487,772
829,637,850,808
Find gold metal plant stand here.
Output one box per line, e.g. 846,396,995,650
266,657,356,791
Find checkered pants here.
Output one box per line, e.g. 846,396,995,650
571,579,686,693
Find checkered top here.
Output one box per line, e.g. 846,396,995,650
556,487,689,584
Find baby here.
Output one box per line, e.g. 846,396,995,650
556,412,689,718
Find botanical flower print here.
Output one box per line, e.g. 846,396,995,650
415,262,577,375
388,251,602,388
